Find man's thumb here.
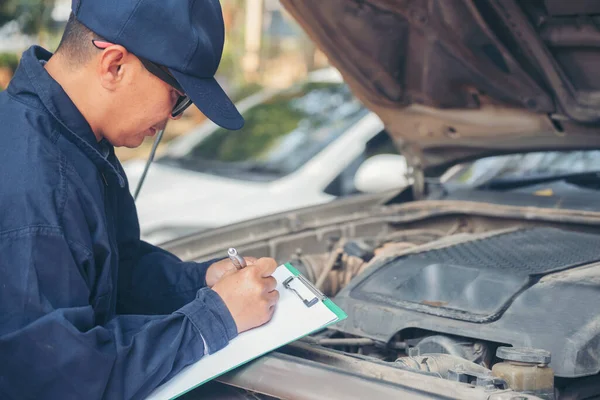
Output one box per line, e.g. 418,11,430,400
244,257,258,266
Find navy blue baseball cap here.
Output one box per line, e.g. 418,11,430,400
72,0,244,130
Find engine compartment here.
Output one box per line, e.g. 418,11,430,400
287,222,600,398
165,195,600,399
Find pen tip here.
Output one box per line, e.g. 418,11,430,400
227,248,236,256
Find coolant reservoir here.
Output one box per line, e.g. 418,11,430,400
492,347,554,400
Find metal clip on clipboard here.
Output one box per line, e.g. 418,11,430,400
283,274,325,308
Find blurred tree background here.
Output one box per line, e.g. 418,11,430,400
1,0,54,34
0,0,330,160
0,0,59,47
0,0,59,87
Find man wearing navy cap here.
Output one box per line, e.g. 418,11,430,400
0,1,280,399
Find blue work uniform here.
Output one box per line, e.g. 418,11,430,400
0,46,237,400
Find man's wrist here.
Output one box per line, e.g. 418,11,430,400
176,287,238,354
192,257,225,287
203,257,229,287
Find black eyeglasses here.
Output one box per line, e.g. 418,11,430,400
92,40,193,118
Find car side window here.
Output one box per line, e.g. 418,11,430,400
324,130,399,197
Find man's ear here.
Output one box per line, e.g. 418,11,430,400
96,45,130,90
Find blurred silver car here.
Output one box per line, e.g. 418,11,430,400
126,69,407,244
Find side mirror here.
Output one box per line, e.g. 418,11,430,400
354,154,409,194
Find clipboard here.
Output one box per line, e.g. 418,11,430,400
146,263,347,400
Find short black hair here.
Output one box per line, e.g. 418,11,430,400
55,13,105,67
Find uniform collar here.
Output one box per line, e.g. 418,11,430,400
9,46,125,187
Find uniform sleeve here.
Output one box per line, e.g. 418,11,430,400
0,229,237,400
114,161,224,316
117,240,225,315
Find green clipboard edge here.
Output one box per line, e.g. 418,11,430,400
283,262,348,321
169,263,347,399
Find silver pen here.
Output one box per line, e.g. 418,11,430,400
228,247,247,270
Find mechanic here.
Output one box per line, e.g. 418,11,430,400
0,1,280,399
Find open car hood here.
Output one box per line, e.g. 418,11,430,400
280,0,600,173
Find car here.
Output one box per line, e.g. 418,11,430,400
125,68,408,244
155,0,600,399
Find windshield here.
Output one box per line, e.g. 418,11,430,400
446,151,600,188
160,81,368,180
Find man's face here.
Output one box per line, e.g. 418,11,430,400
98,55,182,148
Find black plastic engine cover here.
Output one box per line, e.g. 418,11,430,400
334,227,600,378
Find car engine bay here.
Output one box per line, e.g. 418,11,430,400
164,192,600,399
289,225,600,399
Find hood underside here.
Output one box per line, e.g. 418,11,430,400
281,0,600,172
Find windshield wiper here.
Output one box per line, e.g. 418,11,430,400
242,163,283,175
482,170,600,190
158,156,283,176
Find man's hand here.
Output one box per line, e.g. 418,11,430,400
205,256,257,287
212,257,280,333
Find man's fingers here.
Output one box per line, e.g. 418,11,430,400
267,290,280,307
244,257,258,266
222,267,238,278
263,276,277,293
257,257,278,277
